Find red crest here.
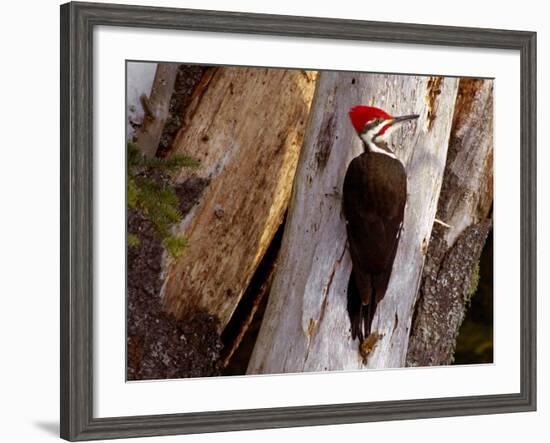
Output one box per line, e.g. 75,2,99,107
348,106,392,133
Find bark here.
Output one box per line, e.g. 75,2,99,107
134,63,179,158
161,67,317,329
406,79,494,366
247,72,458,374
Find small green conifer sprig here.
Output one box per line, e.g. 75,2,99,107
127,142,198,258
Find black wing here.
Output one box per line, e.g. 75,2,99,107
343,152,407,340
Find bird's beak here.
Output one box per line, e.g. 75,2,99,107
391,114,420,125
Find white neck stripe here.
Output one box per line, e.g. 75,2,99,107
360,120,397,159
365,141,397,159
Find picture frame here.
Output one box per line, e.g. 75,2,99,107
60,1,537,441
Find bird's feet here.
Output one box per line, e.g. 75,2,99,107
359,332,382,365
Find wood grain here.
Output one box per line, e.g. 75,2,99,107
161,67,317,328
247,72,458,373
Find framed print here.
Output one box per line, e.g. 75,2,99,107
60,1,536,441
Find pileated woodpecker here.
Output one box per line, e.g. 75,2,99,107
344,106,419,343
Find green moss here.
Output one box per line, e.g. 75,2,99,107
127,176,138,209
163,235,188,259
454,233,493,365
127,233,140,248
467,262,480,300
127,141,198,258
127,141,199,171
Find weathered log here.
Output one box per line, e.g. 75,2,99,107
247,72,459,374
161,67,317,329
406,79,494,367
134,63,179,158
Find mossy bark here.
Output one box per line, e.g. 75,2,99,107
406,79,494,366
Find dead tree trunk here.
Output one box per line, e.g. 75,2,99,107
126,62,157,141
161,67,317,329
406,79,494,367
134,63,179,158
247,72,458,374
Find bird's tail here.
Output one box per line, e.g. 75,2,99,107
347,269,375,343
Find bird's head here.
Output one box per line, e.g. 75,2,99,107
349,105,419,154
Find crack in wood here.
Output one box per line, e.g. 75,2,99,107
303,243,347,366
424,76,443,132
314,114,336,171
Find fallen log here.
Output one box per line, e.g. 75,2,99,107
161,67,317,329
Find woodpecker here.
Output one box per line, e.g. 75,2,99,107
343,105,419,343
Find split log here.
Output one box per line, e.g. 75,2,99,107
134,63,179,158
406,79,494,367
247,72,459,374
161,67,317,329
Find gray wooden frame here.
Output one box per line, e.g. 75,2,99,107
60,1,537,441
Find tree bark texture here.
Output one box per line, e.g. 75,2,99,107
134,63,179,158
406,79,494,367
161,67,318,329
247,72,459,374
